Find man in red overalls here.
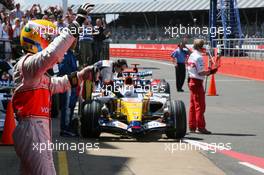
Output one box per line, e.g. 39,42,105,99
187,39,217,134
12,3,95,175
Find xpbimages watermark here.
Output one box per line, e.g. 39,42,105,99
31,24,100,37
164,24,232,38
98,83,166,95
164,140,232,154
32,140,100,154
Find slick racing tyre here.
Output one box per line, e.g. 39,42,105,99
81,100,102,138
165,100,187,139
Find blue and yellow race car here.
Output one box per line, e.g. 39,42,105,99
80,64,186,139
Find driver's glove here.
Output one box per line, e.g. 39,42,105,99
68,3,94,37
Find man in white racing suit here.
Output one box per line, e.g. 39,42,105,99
12,3,95,175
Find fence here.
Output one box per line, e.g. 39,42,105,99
0,39,12,60
213,38,264,60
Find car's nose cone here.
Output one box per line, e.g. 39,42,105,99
128,121,143,134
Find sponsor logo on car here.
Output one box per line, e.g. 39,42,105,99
143,121,166,129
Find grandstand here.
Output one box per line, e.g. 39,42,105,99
16,0,264,44
82,0,264,43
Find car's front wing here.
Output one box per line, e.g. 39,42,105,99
98,118,167,134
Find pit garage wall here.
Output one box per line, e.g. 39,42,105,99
110,44,264,81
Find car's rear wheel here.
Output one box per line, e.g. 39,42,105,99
165,100,187,139
81,100,101,138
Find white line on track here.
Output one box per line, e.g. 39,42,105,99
239,162,264,174
211,79,253,82
184,139,264,174
183,139,230,151
183,139,212,151
165,79,253,82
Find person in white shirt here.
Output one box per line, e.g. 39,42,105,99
0,19,11,59
187,39,217,134
12,18,22,40
20,16,28,28
0,20,3,39
11,3,24,20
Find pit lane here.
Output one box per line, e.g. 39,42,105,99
0,58,264,175
123,58,264,175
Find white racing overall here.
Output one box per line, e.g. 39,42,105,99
12,30,75,175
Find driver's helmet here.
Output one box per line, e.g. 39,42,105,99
20,20,57,54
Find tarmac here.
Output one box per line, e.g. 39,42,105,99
0,58,264,175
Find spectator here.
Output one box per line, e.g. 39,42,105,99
47,6,55,16
2,16,13,40
64,14,74,26
12,18,21,42
67,7,74,17
58,39,79,137
0,9,6,22
1,1,15,10
12,18,22,58
54,14,66,29
93,18,110,62
53,5,63,18
8,14,15,26
42,15,49,20
20,15,28,28
79,16,94,66
30,4,42,19
24,10,31,20
0,17,11,59
0,59,13,81
48,15,56,23
10,3,24,20
1,71,10,81
0,19,10,59
0,19,4,39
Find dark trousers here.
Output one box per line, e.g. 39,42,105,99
59,92,70,131
79,40,93,66
59,88,77,131
175,63,186,90
93,41,103,63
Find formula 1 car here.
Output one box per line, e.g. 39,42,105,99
80,64,186,139
0,84,13,132
0,60,14,131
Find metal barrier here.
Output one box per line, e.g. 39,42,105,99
0,39,12,60
213,38,264,60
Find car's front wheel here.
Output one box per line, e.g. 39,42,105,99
165,100,187,139
81,100,102,138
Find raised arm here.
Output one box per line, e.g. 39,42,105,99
23,30,75,78
22,3,95,79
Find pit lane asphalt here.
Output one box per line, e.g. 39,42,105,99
123,58,264,175
0,58,263,175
